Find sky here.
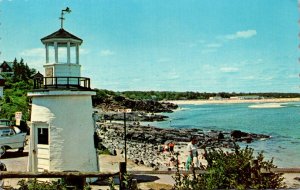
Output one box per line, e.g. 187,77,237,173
0,0,299,92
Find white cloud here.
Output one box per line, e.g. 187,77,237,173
80,48,89,55
19,48,45,73
206,43,222,48
200,42,222,54
20,48,44,57
167,70,180,80
242,75,255,80
263,76,274,81
100,49,115,57
220,67,239,73
201,49,217,54
157,58,171,63
287,74,298,78
225,30,257,40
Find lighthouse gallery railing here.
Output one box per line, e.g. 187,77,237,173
33,76,91,90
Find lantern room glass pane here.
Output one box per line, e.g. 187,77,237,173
58,44,68,64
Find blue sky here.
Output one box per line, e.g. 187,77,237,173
0,0,299,92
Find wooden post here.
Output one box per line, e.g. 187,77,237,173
124,112,127,167
63,171,85,190
64,176,85,189
131,178,138,190
119,162,126,190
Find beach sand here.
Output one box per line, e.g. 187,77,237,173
96,145,207,190
166,98,300,105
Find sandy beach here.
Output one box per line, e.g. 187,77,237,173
97,147,300,190
166,98,300,105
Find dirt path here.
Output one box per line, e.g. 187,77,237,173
0,147,29,188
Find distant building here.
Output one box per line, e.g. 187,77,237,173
0,61,13,76
239,95,262,100
209,96,222,100
230,96,239,100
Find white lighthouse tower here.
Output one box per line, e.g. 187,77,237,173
27,8,98,173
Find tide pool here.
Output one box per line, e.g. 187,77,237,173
152,102,300,167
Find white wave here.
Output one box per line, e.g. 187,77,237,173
174,107,190,112
248,103,285,109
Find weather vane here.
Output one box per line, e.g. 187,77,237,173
59,7,71,29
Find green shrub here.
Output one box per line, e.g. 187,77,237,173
98,149,111,155
173,144,285,190
17,179,67,190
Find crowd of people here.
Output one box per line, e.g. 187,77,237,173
159,136,205,171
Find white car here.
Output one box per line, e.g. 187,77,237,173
0,126,26,156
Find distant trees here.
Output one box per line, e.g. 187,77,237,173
117,91,300,101
92,89,300,106
12,58,36,83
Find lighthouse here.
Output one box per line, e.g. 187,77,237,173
27,8,99,173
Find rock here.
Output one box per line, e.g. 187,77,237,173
134,159,139,165
231,130,248,139
218,132,224,140
294,177,300,181
96,121,271,169
108,148,117,156
95,97,178,114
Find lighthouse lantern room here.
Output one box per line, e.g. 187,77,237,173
27,8,98,173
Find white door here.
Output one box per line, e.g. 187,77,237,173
34,124,50,172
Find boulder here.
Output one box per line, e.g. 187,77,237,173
231,130,248,139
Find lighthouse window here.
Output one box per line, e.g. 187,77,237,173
37,128,49,145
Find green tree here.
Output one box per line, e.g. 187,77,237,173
0,59,35,121
12,58,36,83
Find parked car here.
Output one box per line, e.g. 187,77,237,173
0,126,26,156
0,119,11,128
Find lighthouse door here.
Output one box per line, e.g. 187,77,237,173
34,124,50,172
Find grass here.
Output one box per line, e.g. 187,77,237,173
139,182,173,190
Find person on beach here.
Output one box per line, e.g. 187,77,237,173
168,156,179,168
169,141,175,154
186,136,199,170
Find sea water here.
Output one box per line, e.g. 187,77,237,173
152,102,300,168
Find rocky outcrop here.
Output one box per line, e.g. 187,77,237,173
99,124,270,148
96,122,271,169
95,96,178,113
101,111,168,122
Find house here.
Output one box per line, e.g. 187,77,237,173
0,61,13,76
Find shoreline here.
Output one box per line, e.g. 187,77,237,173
166,98,300,105
96,122,300,189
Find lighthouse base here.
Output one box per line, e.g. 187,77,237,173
27,90,99,173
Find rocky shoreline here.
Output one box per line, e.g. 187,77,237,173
96,122,270,169
95,96,178,113
100,111,169,122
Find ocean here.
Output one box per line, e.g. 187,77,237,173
152,102,300,168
